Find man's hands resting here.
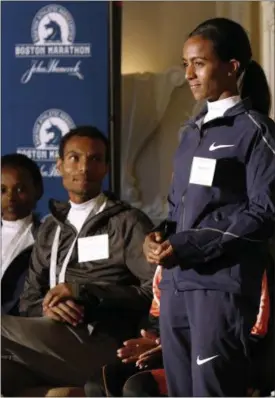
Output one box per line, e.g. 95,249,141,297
43,283,84,327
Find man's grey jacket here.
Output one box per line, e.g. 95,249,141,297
20,193,155,342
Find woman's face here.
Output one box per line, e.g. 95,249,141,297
182,35,238,102
1,167,38,221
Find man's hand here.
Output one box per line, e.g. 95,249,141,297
43,299,84,327
117,329,158,364
43,283,74,309
43,307,64,323
43,283,84,326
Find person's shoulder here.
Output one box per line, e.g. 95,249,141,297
116,202,153,228
244,111,275,157
123,206,154,228
117,206,154,240
244,110,275,138
40,212,55,226
35,213,57,242
104,193,153,229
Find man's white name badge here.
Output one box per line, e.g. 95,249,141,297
78,234,109,263
189,156,216,187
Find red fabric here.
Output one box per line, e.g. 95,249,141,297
149,266,270,337
150,369,168,396
149,266,162,317
251,270,270,336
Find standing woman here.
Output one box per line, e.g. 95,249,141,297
143,18,275,397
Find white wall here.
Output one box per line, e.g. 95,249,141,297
121,1,216,219
122,1,217,74
260,1,275,120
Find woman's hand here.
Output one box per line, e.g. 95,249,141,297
143,232,163,264
143,232,176,267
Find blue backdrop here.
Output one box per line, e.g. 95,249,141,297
2,1,111,216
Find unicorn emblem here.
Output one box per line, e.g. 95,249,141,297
44,18,62,42
45,122,62,146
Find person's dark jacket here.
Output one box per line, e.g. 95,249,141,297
19,193,156,341
1,217,40,315
160,98,275,305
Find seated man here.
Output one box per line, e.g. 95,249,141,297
1,126,156,396
1,153,43,315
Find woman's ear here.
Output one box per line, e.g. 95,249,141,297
229,59,241,76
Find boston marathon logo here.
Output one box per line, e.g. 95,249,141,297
15,4,91,83
17,109,75,177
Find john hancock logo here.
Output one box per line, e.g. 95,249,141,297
17,109,75,177
15,4,91,84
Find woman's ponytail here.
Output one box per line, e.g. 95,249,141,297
240,60,271,116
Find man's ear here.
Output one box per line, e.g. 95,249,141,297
56,158,63,176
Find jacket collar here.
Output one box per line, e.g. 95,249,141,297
1,213,40,238
48,191,131,225
186,97,252,129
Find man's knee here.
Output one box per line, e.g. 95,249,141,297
1,359,39,396
1,314,12,339
1,314,30,344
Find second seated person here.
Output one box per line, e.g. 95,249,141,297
1,126,156,396
1,153,43,315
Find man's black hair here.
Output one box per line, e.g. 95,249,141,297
59,125,110,162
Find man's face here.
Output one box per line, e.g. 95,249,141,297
182,35,237,102
1,167,38,221
57,136,108,203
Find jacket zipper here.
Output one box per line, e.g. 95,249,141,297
180,124,206,231
172,124,207,294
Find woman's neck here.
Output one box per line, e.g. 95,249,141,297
2,214,33,226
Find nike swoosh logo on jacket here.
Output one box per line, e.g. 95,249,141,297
209,143,235,151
